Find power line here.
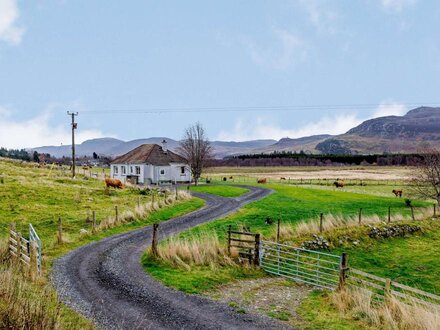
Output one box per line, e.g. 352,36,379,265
79,102,440,115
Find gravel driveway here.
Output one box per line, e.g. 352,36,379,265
52,186,292,329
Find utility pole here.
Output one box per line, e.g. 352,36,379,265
67,111,78,178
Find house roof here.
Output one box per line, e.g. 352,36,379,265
111,144,187,165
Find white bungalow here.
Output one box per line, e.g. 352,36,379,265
110,143,191,185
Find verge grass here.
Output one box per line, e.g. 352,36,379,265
187,184,249,197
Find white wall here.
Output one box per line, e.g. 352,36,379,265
111,163,191,184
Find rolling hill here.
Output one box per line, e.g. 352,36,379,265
30,107,440,158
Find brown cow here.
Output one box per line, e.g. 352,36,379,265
280,177,286,180
333,180,344,188
105,178,123,189
392,189,403,197
257,178,267,184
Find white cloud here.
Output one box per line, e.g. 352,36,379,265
0,108,110,149
372,101,407,117
217,101,408,141
298,0,338,34
245,28,305,70
0,0,24,45
217,114,362,141
380,0,417,12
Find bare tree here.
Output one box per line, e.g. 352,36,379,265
410,149,440,206
179,122,212,185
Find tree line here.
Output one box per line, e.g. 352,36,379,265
214,152,424,167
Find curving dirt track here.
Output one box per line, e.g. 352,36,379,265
52,186,292,329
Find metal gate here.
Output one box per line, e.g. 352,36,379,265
260,240,341,290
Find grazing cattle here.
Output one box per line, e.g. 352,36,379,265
229,176,233,180
105,178,123,189
333,180,344,188
392,189,403,197
257,178,267,184
280,177,286,181
206,179,211,184
265,217,274,225
223,177,227,181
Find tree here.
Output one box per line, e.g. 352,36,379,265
93,152,98,159
33,151,40,163
410,149,440,206
179,122,212,185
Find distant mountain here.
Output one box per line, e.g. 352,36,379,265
30,107,440,158
316,107,440,154
31,137,276,159
253,135,332,154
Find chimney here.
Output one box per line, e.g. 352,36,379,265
161,139,168,153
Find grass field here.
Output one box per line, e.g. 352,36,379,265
188,184,249,197
331,221,440,294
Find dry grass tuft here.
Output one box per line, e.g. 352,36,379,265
98,190,192,231
155,232,235,269
276,207,434,240
331,287,440,329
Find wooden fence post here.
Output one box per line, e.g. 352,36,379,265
276,219,281,243
388,206,391,223
115,205,119,223
338,252,348,291
384,278,392,301
137,196,141,208
227,225,232,256
175,186,178,201
9,223,16,259
254,233,260,266
151,223,159,256
410,206,415,221
92,211,96,233
57,217,63,244
358,208,362,225
319,213,324,233
30,241,38,279
434,204,437,217
17,232,22,262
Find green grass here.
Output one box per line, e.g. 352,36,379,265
187,184,249,197
331,222,440,294
0,159,205,261
142,254,264,294
296,290,374,330
175,183,428,240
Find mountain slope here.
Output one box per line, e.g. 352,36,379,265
316,107,440,154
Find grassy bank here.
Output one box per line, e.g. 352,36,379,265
188,184,249,197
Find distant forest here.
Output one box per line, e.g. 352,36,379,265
213,152,423,167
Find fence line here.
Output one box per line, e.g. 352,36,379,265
8,223,42,276
259,239,440,307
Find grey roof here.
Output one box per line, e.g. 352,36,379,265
111,144,186,166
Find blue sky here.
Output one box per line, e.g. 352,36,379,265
1,0,440,148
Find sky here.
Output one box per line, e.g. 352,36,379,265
1,0,440,148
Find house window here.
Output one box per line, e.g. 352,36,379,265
130,166,134,174
113,165,118,174
180,166,185,174
160,169,165,175
135,166,141,175
121,166,126,175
